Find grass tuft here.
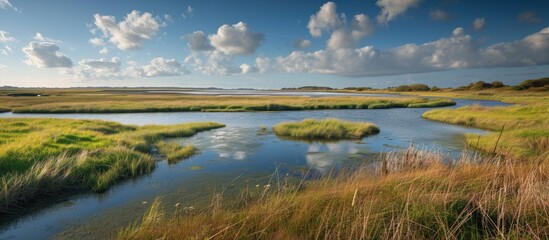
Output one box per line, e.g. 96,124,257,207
156,141,196,164
273,118,379,140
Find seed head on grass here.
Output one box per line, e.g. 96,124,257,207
118,147,549,240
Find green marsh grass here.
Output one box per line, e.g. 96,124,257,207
0,88,455,113
156,141,196,164
118,147,549,240
0,118,224,213
273,118,379,140
394,89,549,105
423,104,549,158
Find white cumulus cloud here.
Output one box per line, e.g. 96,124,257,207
34,33,60,43
126,57,189,77
89,37,105,46
92,10,161,50
22,34,72,68
254,57,272,74
327,14,374,50
182,22,264,75
307,2,342,37
209,22,264,55
185,50,244,75
239,63,257,74
307,2,374,51
376,0,422,24
64,57,121,79
481,27,549,67
64,57,189,79
267,26,549,77
185,31,214,51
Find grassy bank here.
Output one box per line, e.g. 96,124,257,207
395,89,548,105
0,118,224,213
0,88,454,113
423,99,548,158
156,141,196,164
117,148,549,239
273,118,379,140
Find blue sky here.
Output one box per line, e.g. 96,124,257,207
0,0,548,88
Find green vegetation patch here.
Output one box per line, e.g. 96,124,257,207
388,83,432,92
517,77,549,90
273,118,379,140
423,103,549,158
407,98,455,108
0,118,224,212
156,141,196,164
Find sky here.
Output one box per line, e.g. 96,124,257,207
0,0,548,89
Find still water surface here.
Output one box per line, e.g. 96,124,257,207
0,97,508,239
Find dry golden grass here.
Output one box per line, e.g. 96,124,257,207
117,147,549,240
0,88,454,113
393,89,549,105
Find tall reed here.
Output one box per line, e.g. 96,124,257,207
118,147,549,239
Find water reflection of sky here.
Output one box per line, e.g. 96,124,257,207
306,144,335,174
0,97,510,240
179,127,262,160
305,142,368,174
170,126,376,175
